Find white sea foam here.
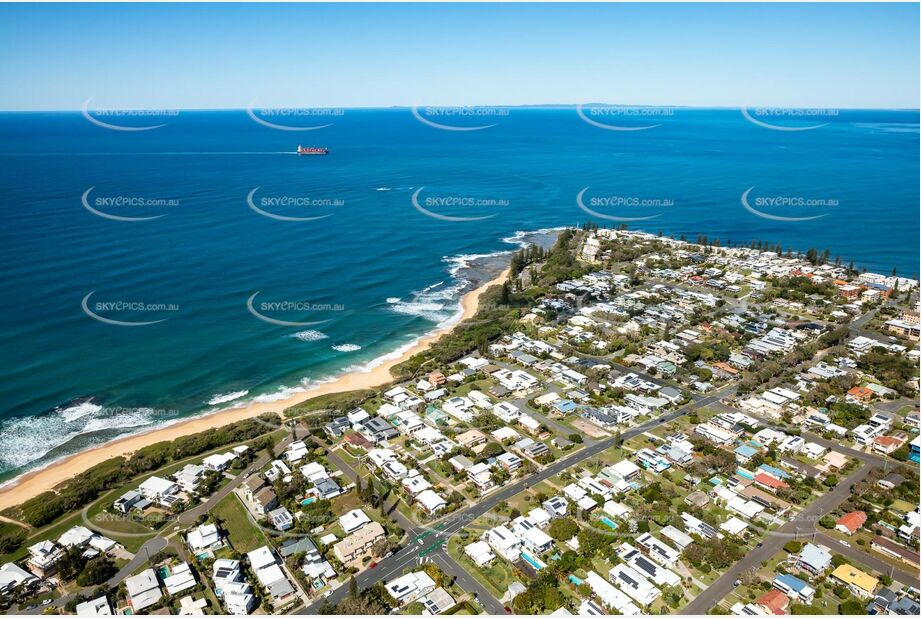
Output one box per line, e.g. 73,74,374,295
207,390,250,406
375,187,392,191
386,297,401,304
58,400,104,422
331,344,362,352
289,330,329,342
0,405,157,470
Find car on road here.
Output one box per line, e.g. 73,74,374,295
323,590,333,599
733,580,741,587
756,542,763,547
369,561,378,568
839,540,850,547
504,607,512,614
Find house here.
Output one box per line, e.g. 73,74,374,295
26,540,64,576
836,511,867,535
455,429,487,450
419,587,456,615
583,570,640,615
163,562,197,596
609,459,641,482
660,526,694,550
830,564,878,599
203,451,236,472
873,435,906,455
756,589,790,615
186,523,223,554
464,540,495,567
0,563,38,595
247,546,297,608
497,452,523,472
212,559,257,614
138,476,181,507
242,475,266,502
313,477,343,500
222,580,258,615
617,543,681,587
125,569,163,613
492,401,521,423
252,487,278,516
609,563,660,606
720,517,749,537
467,462,494,491
753,472,789,493
543,496,569,518
74,596,112,616
333,521,386,565
795,543,832,575
268,507,294,531
284,441,309,463
772,574,815,603
518,415,542,435
636,533,680,567
339,509,372,534
113,490,145,514
385,571,437,606
870,536,920,566
416,489,447,514
484,526,522,562
846,386,874,403
364,416,402,443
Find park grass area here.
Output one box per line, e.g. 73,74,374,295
212,494,267,553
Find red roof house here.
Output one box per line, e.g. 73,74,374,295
756,589,790,615
836,511,867,535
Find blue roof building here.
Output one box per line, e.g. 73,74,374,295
759,463,791,480
734,444,758,462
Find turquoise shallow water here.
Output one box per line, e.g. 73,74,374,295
0,108,917,481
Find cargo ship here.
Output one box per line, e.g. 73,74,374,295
297,145,328,155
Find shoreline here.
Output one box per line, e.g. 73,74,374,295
0,268,510,511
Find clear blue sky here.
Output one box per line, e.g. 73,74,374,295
1,2,917,110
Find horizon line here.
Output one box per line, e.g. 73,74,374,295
1,104,920,113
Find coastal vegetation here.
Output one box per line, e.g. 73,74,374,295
5,413,282,527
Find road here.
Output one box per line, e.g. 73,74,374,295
302,385,736,614
318,447,507,614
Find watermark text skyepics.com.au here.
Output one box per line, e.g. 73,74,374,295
82,292,179,326
576,187,674,221
247,105,344,130
411,187,509,222
741,107,839,131
412,105,509,131
82,99,180,131
577,104,675,131
247,187,345,221
82,187,179,222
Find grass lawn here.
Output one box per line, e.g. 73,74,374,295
211,494,267,553
446,535,513,598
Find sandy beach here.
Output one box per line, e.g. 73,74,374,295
0,269,509,511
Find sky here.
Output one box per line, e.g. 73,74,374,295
0,2,918,110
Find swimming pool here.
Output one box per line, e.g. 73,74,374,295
568,575,584,586
520,551,544,570
301,497,316,506
600,516,618,530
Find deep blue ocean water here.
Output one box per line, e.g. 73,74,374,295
0,108,917,480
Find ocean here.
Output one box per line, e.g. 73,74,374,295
0,107,917,482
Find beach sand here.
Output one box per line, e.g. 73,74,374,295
0,269,509,511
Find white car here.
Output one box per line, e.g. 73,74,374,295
839,539,850,547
